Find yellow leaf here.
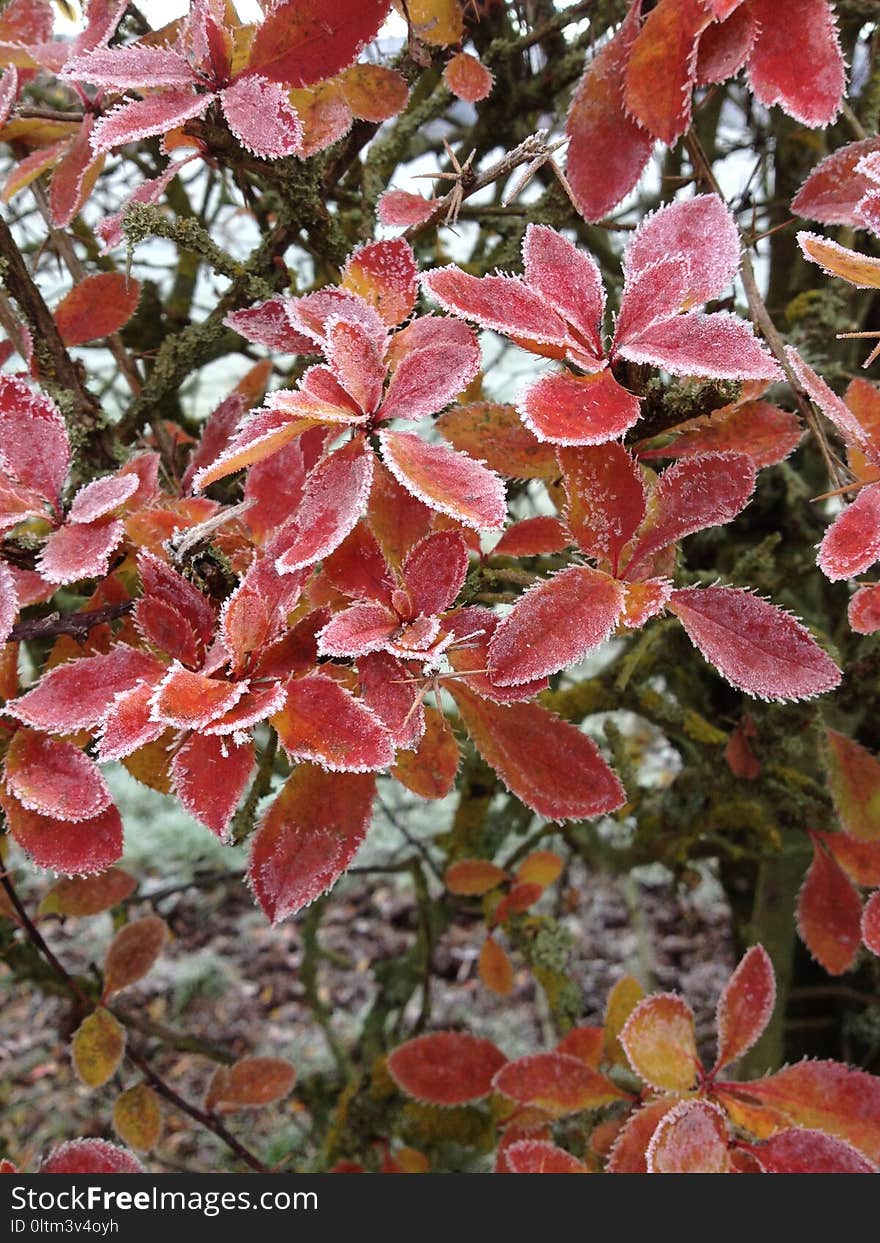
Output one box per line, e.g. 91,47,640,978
71,1008,126,1089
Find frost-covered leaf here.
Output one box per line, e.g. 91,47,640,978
443,51,493,103
49,115,103,228
850,582,880,634
391,705,458,800
487,566,625,686
825,728,880,842
113,1085,162,1153
863,891,880,957
5,728,110,822
150,663,246,731
274,439,374,572
422,266,566,347
623,452,756,577
668,586,841,701
493,1052,628,1117
620,993,699,1092
713,944,776,1073
39,868,137,919
503,1140,588,1174
171,732,254,840
220,74,302,158
8,645,162,733
696,5,755,84
636,397,802,468
40,1140,142,1175
519,369,641,446
272,674,394,772
63,44,196,89
103,915,167,997
205,1057,296,1112
797,838,863,975
71,1008,125,1089
342,238,418,327
437,402,557,480
493,517,569,558
798,231,880,289
402,529,469,617
566,2,653,223
91,91,210,153
377,189,441,228
624,0,710,145
449,683,626,821
38,518,124,585
793,137,880,226
616,311,781,381
740,1128,878,1174
247,765,375,922
0,375,69,508
646,1099,731,1173
378,429,506,531
223,298,316,355
747,0,844,128
817,484,880,580
387,1032,506,1105
623,195,741,307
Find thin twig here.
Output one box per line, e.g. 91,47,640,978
8,600,134,644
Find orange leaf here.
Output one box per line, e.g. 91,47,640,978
391,705,459,800
492,1052,628,1117
478,935,514,996
205,1057,296,1112
620,993,699,1092
444,858,507,896
54,273,141,346
388,1031,506,1105
825,728,880,841
39,868,137,918
713,945,775,1073
516,850,563,889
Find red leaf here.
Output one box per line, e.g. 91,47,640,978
624,0,710,145
377,189,441,228
623,452,756,577
559,442,646,572
91,90,211,153
620,993,699,1092
817,484,880,580
713,944,776,1073
787,347,879,463
606,1098,677,1173
138,550,215,646
696,5,755,85
493,517,570,558
205,1056,296,1112
668,586,841,701
646,1099,731,1173
38,518,124,585
272,674,394,772
623,195,742,308
387,1031,506,1105
274,439,375,572
519,369,641,446
449,683,626,821
725,1060,880,1163
402,530,469,617
379,429,506,531
342,238,418,327
247,765,376,922
39,868,137,919
565,2,654,222
521,224,606,366
40,1140,142,1175
740,1128,878,1174
103,915,167,996
493,1052,628,1116
422,266,567,348
616,311,781,381
487,566,625,685
358,650,424,750
863,891,880,957
443,51,493,103
379,340,480,425
69,473,139,525
747,0,844,128
503,1140,588,1174
8,645,163,733
0,788,123,876
792,137,880,227
5,728,110,822
0,375,69,508
317,601,398,658
246,0,390,88
220,74,303,159
798,838,864,975
556,1026,604,1069
244,441,309,542
850,582,880,634
171,732,254,840
63,44,196,89
223,298,317,355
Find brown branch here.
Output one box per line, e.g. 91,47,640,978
0,212,115,467
8,600,134,644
